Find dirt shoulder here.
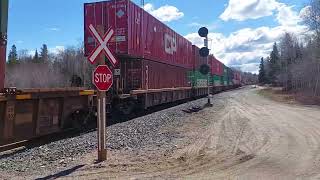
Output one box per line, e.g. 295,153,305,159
257,86,320,106
64,86,320,179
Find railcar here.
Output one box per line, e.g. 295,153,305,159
0,88,95,146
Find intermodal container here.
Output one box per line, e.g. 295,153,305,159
188,71,209,87
212,75,222,86
121,59,191,93
84,0,193,69
210,55,223,76
192,45,206,70
222,65,228,85
227,68,234,85
232,71,241,85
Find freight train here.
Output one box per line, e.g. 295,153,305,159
0,0,241,147
84,0,241,115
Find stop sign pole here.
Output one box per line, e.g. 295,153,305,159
92,25,109,162
97,26,107,161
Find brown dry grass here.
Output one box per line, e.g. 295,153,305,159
257,87,320,106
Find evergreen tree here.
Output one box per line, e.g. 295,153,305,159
259,57,266,84
34,49,39,62
269,42,280,85
40,44,49,62
8,45,18,65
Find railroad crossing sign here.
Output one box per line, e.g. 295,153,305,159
88,24,118,66
93,65,113,91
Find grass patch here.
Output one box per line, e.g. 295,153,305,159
257,88,296,104
257,87,320,106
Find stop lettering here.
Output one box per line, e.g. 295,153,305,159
94,73,112,83
92,65,113,91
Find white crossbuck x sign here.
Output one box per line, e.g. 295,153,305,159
88,24,118,66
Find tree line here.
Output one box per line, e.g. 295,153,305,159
5,43,93,88
259,0,320,97
7,44,48,65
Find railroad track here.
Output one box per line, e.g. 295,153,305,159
0,96,196,154
0,92,224,155
0,128,96,155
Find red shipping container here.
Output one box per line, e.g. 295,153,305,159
121,59,191,93
210,55,223,76
84,0,193,69
192,45,201,70
235,71,241,81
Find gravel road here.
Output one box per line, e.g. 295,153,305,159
2,86,320,179
64,86,320,180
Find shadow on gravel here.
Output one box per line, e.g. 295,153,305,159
35,165,84,180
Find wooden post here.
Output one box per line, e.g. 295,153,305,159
97,25,107,162
0,0,9,91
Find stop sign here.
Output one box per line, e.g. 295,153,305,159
93,65,113,91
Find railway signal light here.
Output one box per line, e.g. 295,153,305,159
200,64,210,75
198,27,212,105
198,27,210,75
199,47,209,57
198,27,208,38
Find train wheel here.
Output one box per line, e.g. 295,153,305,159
70,109,96,131
113,100,136,122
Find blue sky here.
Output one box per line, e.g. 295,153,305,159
7,0,310,73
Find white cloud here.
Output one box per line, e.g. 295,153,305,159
188,22,203,27
196,1,311,73
276,5,301,26
16,40,24,44
233,63,260,74
220,0,279,21
299,6,311,19
49,46,65,54
188,21,220,31
47,27,61,31
220,0,306,27
185,17,309,73
26,46,64,56
28,50,36,57
143,3,184,22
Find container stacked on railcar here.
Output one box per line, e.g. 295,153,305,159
210,55,224,87
84,0,193,110
84,0,192,69
84,0,241,111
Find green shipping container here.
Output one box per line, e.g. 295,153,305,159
222,74,227,86
188,71,210,87
0,0,9,35
212,75,222,86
